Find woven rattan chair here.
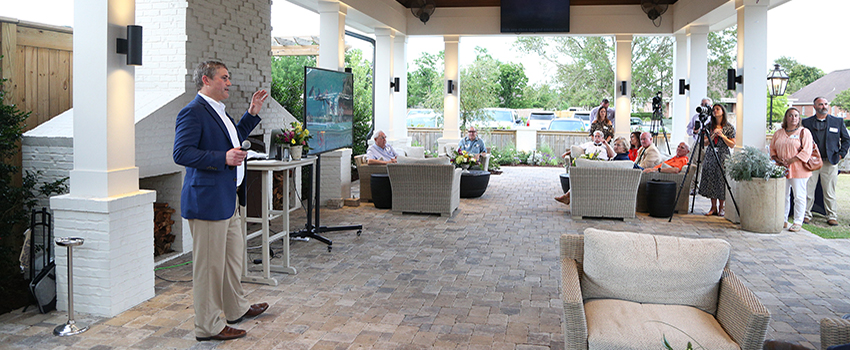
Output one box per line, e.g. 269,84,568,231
560,230,771,350
636,167,695,214
569,164,642,220
821,317,850,350
354,154,387,202
386,162,461,216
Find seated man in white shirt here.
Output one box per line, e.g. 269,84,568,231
365,130,397,165
561,130,615,160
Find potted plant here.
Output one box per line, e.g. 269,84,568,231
725,146,787,233
273,121,311,160
449,148,478,171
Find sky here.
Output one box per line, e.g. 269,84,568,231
3,0,847,85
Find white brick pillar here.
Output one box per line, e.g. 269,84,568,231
51,0,155,317
438,35,461,153
318,148,352,205
736,0,769,149
374,28,394,138
614,35,632,139
392,33,409,147
672,33,689,144
688,25,709,132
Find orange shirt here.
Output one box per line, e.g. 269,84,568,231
651,155,688,172
770,127,813,179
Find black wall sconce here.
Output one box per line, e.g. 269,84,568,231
678,79,690,95
619,81,627,96
116,25,143,66
447,79,456,94
390,77,400,92
727,68,743,90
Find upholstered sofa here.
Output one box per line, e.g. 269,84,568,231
560,229,770,350
569,157,642,220
354,146,424,202
386,157,461,216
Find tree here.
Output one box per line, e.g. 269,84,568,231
774,56,825,94
707,26,737,102
407,51,443,110
766,92,789,129
832,88,850,112
497,62,529,109
630,36,673,107
270,55,316,119
344,49,374,157
459,47,500,129
522,83,560,110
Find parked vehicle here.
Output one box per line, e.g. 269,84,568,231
527,112,556,130
547,118,586,132
407,109,440,128
573,111,592,128
478,108,522,129
630,117,642,131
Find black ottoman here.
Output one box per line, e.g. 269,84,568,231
460,170,490,198
646,179,677,218
370,174,392,209
559,173,570,194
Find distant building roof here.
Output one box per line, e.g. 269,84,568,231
789,69,850,105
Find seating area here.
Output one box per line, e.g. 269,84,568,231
1,166,849,349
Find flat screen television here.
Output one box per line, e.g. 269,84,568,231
501,0,570,33
303,66,354,155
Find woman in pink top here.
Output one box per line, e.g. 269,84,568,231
770,108,813,232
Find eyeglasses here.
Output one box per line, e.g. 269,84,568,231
467,130,477,133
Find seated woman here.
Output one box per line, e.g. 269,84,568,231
628,131,641,161
589,107,614,143
555,135,630,205
562,130,614,161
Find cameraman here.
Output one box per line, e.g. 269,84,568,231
686,98,712,142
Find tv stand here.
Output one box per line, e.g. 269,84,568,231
290,156,362,252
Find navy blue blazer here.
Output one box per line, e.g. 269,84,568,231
173,94,261,221
801,114,850,165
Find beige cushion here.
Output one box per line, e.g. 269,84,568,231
581,228,730,314
585,299,739,350
575,158,634,169
397,156,450,165
571,145,585,158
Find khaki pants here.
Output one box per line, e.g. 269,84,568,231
188,205,249,337
806,161,839,221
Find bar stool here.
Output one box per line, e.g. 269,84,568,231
54,237,88,336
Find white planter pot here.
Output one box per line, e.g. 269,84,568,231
738,177,785,233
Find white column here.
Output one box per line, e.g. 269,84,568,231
392,34,409,146
688,25,709,131
438,35,461,153
374,28,394,139
51,0,155,317
672,33,689,143
613,35,632,139
736,0,769,149
318,1,346,70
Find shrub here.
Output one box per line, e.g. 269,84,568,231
725,145,786,181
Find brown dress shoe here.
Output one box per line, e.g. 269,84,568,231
196,325,246,341
828,219,839,226
227,302,269,324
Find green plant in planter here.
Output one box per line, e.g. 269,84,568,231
725,145,787,181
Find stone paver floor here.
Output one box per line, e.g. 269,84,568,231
1,166,849,349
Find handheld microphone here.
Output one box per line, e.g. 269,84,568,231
241,140,251,151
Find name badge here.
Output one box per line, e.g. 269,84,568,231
603,126,609,130
790,134,799,139
829,127,839,133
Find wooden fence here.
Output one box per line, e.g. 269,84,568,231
1,18,73,132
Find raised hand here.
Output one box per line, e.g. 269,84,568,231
248,89,268,116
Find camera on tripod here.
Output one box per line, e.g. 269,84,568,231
696,105,711,124
652,91,663,111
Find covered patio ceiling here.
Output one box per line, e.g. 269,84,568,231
395,0,678,8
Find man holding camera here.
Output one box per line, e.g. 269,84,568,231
687,98,712,142
802,97,850,226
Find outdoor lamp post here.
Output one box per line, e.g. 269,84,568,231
767,64,789,130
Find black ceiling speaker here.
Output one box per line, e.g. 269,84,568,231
410,0,436,25
641,0,669,27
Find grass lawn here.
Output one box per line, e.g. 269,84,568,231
802,174,850,239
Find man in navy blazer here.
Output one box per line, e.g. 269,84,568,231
801,96,850,226
173,60,269,341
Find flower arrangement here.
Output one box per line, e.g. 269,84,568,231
571,150,602,166
450,148,478,167
273,121,311,147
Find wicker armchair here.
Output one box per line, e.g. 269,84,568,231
636,166,695,214
821,317,850,350
569,159,642,220
386,162,461,216
355,147,425,202
560,230,771,350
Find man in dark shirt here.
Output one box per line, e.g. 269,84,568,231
801,97,850,226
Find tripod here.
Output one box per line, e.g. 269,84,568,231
668,116,740,222
649,106,671,154
291,156,362,252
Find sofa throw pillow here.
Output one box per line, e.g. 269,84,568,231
580,228,730,314
574,158,635,169
397,156,450,165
